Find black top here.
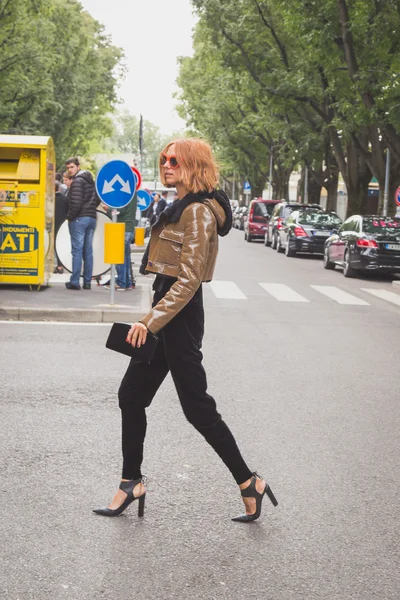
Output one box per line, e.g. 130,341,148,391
67,170,99,222
54,191,69,234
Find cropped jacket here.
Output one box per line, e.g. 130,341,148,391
140,198,227,333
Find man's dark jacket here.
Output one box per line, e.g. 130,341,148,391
67,170,99,221
148,197,167,226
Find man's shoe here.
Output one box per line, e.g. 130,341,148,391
65,282,81,290
83,283,91,290
104,285,126,291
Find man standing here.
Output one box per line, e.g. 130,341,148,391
65,157,98,290
148,192,167,227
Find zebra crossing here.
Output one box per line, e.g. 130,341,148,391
205,279,400,309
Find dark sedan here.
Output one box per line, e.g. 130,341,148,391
277,210,343,257
323,215,400,277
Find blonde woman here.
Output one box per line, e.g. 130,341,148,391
94,139,277,522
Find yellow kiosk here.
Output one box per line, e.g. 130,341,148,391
0,135,55,288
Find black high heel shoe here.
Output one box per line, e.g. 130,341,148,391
232,472,278,523
93,478,146,517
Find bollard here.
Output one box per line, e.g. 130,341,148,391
104,221,125,306
104,222,125,264
135,226,145,246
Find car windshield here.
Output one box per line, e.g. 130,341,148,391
253,202,275,217
298,212,342,226
283,206,297,218
363,217,400,234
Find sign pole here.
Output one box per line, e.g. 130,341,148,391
110,209,118,305
96,159,137,304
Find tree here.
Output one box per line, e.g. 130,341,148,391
0,0,124,166
107,109,184,178
189,0,400,215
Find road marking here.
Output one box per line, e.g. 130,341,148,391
361,288,400,306
209,280,247,299
259,283,309,302
0,321,110,326
310,285,369,305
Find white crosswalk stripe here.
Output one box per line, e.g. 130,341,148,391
208,280,247,299
310,285,369,305
259,283,309,302
361,288,400,306
207,280,400,309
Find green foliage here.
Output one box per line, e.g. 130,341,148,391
106,109,185,179
0,0,124,167
180,0,400,212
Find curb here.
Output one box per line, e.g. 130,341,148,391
392,280,400,286
0,307,147,323
0,287,153,323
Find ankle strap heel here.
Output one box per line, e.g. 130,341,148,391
93,477,146,518
232,473,278,523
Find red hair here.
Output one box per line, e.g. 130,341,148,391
159,138,219,193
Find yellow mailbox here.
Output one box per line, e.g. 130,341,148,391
0,135,55,288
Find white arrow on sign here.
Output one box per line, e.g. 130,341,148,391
137,196,147,207
102,174,132,195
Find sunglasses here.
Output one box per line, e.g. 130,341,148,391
160,153,179,169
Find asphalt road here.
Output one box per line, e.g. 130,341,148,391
1,228,399,600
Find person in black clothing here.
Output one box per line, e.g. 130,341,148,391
93,138,278,522
54,181,69,273
147,192,167,227
65,157,98,290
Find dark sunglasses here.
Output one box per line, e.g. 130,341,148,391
160,153,179,169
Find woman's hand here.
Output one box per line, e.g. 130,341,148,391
126,322,148,348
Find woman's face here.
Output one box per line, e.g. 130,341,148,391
162,144,181,187
63,176,71,187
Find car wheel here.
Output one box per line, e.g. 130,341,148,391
276,234,284,253
343,249,356,278
271,232,277,249
246,233,252,243
285,239,296,257
265,232,271,247
323,247,335,270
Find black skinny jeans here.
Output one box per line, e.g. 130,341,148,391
118,278,252,485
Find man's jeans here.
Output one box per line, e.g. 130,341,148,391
116,231,134,289
68,217,96,286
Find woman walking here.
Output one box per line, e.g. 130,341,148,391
94,138,278,522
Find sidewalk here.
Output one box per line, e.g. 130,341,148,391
0,255,154,323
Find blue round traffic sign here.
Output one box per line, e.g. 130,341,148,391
137,190,153,212
96,160,136,208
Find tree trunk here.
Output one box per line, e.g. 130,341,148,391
326,172,339,211
341,139,371,217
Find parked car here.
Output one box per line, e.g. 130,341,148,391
234,206,248,230
323,215,400,278
232,206,240,228
277,210,343,256
265,202,323,249
244,199,279,242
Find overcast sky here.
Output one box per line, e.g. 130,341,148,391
79,0,197,133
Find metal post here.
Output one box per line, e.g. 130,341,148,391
110,209,117,306
383,148,390,216
153,155,157,193
268,151,273,200
304,166,309,204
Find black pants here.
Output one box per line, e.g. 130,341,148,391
118,278,252,485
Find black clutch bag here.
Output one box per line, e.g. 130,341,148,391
106,322,159,362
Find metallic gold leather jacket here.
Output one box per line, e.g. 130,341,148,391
140,198,226,333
